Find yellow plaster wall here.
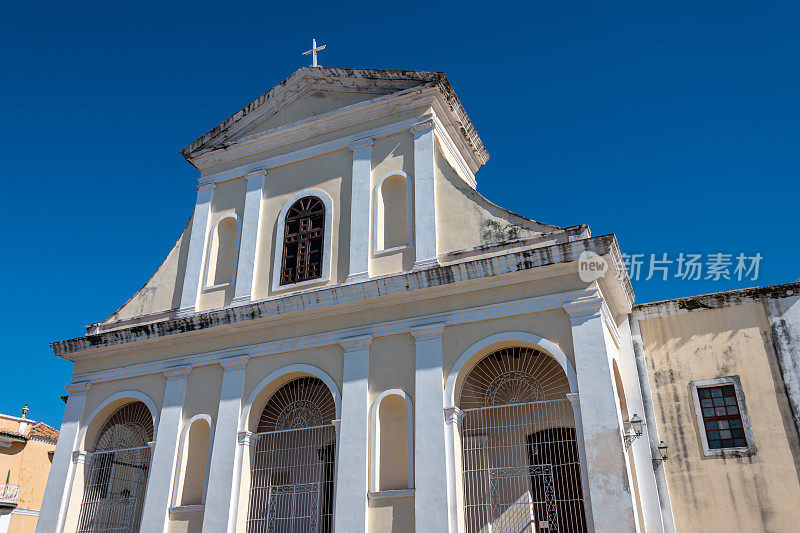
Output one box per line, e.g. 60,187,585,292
368,495,414,533
370,133,415,277
251,148,351,301
434,144,560,255
198,177,246,311
103,219,191,323
248,90,390,136
640,304,800,532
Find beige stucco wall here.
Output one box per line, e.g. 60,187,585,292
0,417,57,533
640,303,800,532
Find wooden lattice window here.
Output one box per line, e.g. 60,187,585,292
280,196,325,285
697,385,747,449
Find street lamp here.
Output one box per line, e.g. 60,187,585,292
624,414,644,446
653,441,669,468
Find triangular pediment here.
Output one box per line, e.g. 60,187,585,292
181,68,442,160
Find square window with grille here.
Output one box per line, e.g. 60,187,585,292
697,385,747,449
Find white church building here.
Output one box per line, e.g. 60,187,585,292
36,65,800,533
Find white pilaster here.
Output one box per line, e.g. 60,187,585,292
233,169,267,305
347,138,373,283
411,323,449,532
333,336,371,533
566,392,595,532
443,406,463,533
565,297,637,532
36,382,91,533
140,366,192,532
202,356,249,533
411,119,438,269
179,182,216,315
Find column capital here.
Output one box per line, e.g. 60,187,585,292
443,406,464,427
219,355,250,371
244,167,268,179
564,295,603,320
331,418,341,432
348,137,374,151
340,335,373,353
410,323,446,342
72,450,92,465
237,431,258,448
196,181,217,192
163,365,192,381
566,392,580,406
64,382,91,396
410,118,435,135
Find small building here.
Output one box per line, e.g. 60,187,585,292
0,407,59,533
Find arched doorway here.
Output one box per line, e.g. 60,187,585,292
459,346,587,533
76,401,154,533
246,377,337,533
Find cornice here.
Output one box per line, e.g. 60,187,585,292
53,235,627,358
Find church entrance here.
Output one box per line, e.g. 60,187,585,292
246,377,336,533
459,347,587,533
76,402,153,533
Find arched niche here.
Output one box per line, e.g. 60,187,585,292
373,172,412,253
370,389,413,492
204,213,240,289
172,414,214,507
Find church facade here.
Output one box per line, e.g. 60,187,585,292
37,67,800,533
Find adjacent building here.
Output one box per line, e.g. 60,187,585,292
36,67,800,532
1,408,59,533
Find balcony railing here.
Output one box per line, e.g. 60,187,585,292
0,483,20,507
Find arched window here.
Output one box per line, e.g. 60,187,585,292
77,402,154,533
459,347,587,533
246,377,337,532
173,415,213,508
205,214,240,289
374,173,411,253
280,197,325,286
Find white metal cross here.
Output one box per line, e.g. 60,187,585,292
302,38,326,67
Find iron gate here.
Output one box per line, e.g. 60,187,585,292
246,424,336,533
461,399,587,533
76,445,151,533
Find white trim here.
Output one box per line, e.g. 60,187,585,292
190,86,485,182
370,389,414,492
11,508,39,517
690,376,756,456
373,172,413,255
72,288,592,385
271,189,334,292
444,332,578,408
172,414,215,507
203,214,242,291
367,489,415,500
78,391,160,448
239,364,342,431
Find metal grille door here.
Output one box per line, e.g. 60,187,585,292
246,425,336,533
76,446,151,533
461,399,587,533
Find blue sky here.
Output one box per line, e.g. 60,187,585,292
2,1,798,426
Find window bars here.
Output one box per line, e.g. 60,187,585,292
281,196,325,286
247,377,337,533
76,402,154,533
460,347,586,533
